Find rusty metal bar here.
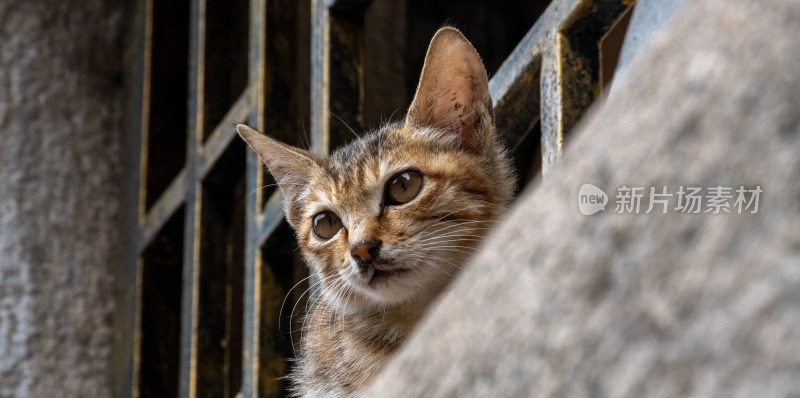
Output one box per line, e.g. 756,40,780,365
559,0,632,137
489,0,633,175
199,88,254,178
189,0,251,395
310,0,330,155
241,0,265,392
135,0,193,395
242,0,268,393
139,167,188,253
311,0,370,155
247,0,311,396
258,193,285,247
178,0,205,394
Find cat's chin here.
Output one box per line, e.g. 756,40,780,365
327,271,415,310
368,268,410,287
353,275,418,306
342,268,451,312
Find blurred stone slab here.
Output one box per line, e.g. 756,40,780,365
0,1,124,396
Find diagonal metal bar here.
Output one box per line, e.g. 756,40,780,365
490,0,633,174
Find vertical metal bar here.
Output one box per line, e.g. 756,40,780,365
558,0,632,139
131,259,144,398
540,50,563,174
310,0,331,155
242,0,265,394
311,0,369,153
181,0,205,396
132,1,154,395
139,0,154,223
242,139,262,398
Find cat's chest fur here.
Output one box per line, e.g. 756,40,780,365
238,27,514,397
293,302,421,397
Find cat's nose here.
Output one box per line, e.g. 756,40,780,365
350,239,382,266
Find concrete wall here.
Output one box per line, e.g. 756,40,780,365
0,1,126,396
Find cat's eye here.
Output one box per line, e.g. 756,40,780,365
312,211,343,240
385,170,423,206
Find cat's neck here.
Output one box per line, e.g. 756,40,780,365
358,300,425,337
296,299,429,397
302,297,435,368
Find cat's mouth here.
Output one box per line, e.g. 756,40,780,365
368,268,410,286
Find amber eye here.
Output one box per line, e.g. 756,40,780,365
385,170,424,206
312,211,343,240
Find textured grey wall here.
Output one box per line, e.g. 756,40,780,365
369,0,800,396
0,1,125,396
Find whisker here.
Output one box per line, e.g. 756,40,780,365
415,222,492,240
416,244,481,252
416,218,491,235
244,181,307,203
330,112,360,141
279,274,316,333
291,275,336,353
416,232,488,243
301,279,331,339
417,255,456,278
419,212,494,227
323,277,350,335
415,229,491,243
299,118,311,150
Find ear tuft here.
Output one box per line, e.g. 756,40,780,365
405,28,493,155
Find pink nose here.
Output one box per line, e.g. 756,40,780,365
350,239,382,264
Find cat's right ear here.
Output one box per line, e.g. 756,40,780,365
405,27,493,155
236,124,321,200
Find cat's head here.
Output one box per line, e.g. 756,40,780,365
238,27,513,312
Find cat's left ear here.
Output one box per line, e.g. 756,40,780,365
236,124,321,203
405,27,493,155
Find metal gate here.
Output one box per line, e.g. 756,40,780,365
124,0,634,396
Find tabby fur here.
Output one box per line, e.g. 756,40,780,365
237,27,514,397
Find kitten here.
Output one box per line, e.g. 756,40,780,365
237,27,514,397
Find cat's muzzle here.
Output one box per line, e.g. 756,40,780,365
351,239,382,274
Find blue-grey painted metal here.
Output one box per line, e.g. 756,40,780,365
614,0,687,77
